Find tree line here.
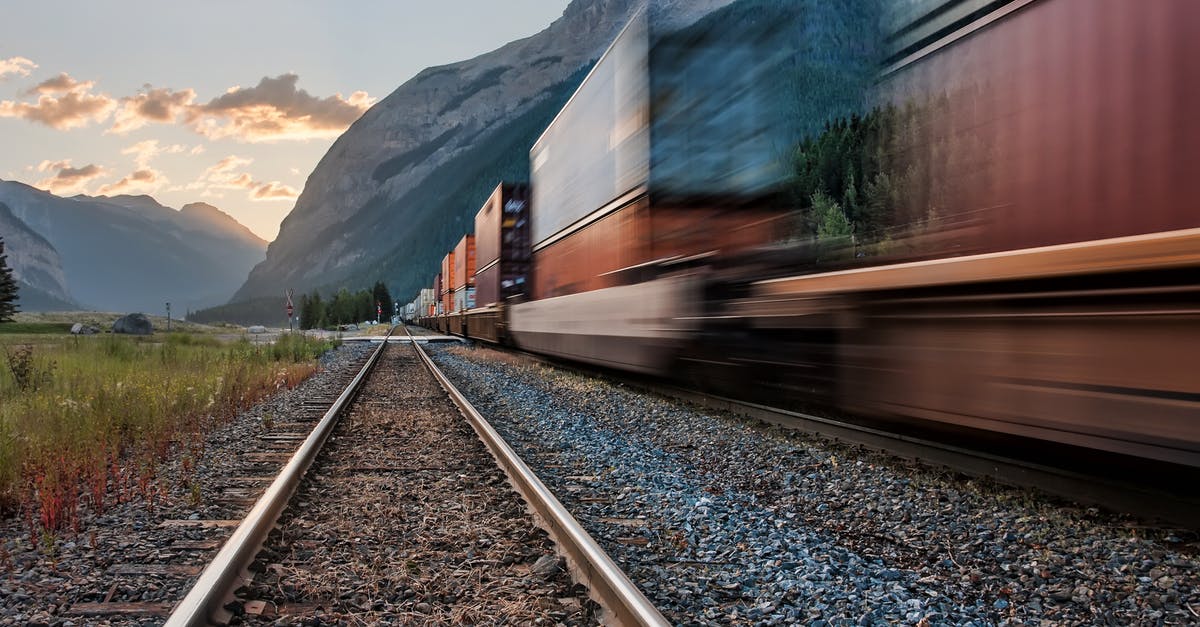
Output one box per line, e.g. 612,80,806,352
297,281,393,330
788,96,958,262
0,237,19,323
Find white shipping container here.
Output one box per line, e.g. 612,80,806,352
530,6,811,247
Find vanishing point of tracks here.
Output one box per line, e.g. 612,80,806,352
161,327,665,625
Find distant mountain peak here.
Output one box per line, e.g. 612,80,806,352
0,180,268,311
181,201,267,247
181,201,222,215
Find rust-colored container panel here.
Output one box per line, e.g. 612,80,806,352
532,196,786,300
441,252,455,294
476,264,500,310
454,234,476,291
475,183,532,307
841,298,1200,467
440,251,456,313
465,308,501,344
877,0,1200,260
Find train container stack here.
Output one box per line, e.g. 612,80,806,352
404,0,1199,484
416,287,436,320
506,6,836,373
452,234,476,312
464,183,532,342
709,0,1200,469
473,183,531,308
439,252,455,316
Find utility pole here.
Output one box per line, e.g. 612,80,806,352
166,302,171,332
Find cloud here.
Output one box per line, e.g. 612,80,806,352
110,85,196,133
2,69,369,142
186,73,373,142
187,154,299,202
97,168,166,195
0,57,36,80
34,159,106,195
121,139,186,168
25,72,89,95
251,181,299,200
204,155,254,177
0,72,115,129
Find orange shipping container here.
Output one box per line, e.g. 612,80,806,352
441,252,455,295
440,252,455,313
453,234,476,291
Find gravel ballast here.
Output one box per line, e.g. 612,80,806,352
0,342,374,627
427,342,1200,626
234,342,599,625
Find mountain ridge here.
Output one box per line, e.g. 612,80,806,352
232,0,737,306
0,180,267,312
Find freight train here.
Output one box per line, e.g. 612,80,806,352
409,0,1200,472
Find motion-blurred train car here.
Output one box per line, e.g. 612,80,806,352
714,0,1200,467
410,0,1199,470
508,4,876,373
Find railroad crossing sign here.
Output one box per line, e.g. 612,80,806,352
286,289,294,318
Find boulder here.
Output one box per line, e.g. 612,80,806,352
71,323,99,335
112,313,153,335
70,323,82,334
247,325,267,334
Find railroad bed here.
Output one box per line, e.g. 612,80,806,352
426,342,1200,626
229,341,599,624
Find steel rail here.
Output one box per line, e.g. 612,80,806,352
406,325,670,627
165,328,393,626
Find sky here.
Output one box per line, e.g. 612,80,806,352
0,0,572,241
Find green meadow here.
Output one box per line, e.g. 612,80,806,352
0,330,336,541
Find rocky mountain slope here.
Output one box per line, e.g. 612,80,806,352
0,181,266,312
231,0,736,310
0,201,75,311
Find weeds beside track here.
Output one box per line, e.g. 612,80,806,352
0,332,337,541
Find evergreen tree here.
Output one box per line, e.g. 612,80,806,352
302,291,325,330
0,237,19,323
372,281,393,319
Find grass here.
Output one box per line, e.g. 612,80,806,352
0,330,337,541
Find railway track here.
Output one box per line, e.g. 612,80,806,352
45,343,378,625
422,340,1200,624
151,326,665,625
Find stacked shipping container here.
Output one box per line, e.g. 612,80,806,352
440,252,455,314
416,287,437,318
474,183,531,307
526,9,797,300
452,234,476,312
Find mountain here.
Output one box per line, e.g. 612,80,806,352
0,181,267,312
230,0,737,311
0,201,76,311
78,195,267,263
